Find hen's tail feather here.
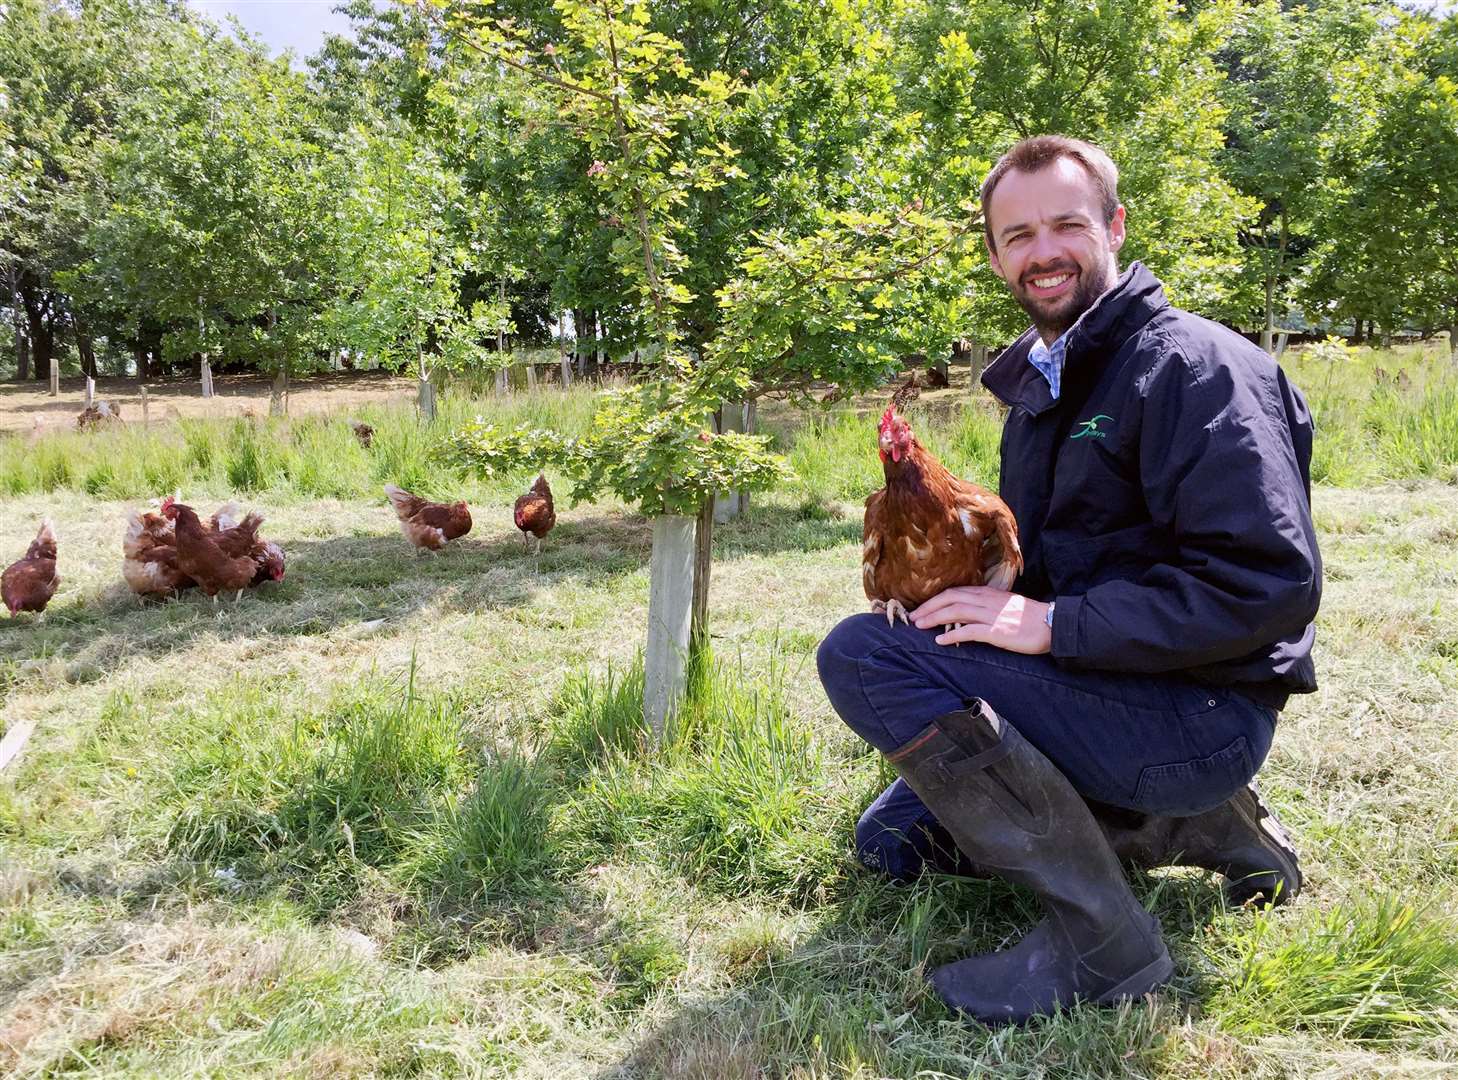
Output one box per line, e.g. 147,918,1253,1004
28,519,58,561
982,507,1023,592
211,500,243,531
383,483,423,520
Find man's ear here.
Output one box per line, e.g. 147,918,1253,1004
1108,204,1127,254
984,232,1007,280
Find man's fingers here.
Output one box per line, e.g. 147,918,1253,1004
913,594,1001,627
935,622,994,647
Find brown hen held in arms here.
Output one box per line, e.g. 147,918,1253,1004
863,400,1023,630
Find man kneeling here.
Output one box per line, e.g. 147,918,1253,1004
817,135,1321,1025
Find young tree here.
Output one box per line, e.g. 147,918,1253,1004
438,0,977,734
324,112,511,418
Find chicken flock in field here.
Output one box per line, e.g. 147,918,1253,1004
862,379,1022,629
122,498,286,603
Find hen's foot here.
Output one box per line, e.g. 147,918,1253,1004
871,598,910,626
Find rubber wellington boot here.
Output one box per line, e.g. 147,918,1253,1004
1089,783,1302,908
884,699,1173,1025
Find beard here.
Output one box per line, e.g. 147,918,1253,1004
1011,257,1118,342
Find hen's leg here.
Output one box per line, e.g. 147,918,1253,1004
870,598,910,626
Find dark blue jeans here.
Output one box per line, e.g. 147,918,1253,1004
817,613,1277,881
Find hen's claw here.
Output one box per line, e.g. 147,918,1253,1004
871,598,910,626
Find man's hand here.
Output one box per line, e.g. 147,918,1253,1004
910,587,1052,654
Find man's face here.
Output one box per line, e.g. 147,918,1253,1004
984,157,1126,343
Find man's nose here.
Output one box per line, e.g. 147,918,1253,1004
1027,227,1063,266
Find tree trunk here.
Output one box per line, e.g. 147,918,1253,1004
1449,325,1457,363
1260,274,1275,354
15,328,29,381
572,307,588,377
556,311,571,386
23,296,53,382
691,496,714,646
269,368,289,416
76,326,96,378
417,349,435,422
644,513,696,742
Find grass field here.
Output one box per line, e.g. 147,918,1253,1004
1,344,1456,1078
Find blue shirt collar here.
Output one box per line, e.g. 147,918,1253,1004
1027,328,1070,400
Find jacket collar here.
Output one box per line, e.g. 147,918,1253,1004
981,261,1168,415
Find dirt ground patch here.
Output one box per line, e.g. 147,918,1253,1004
0,371,423,434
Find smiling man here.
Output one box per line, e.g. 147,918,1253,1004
816,135,1323,1024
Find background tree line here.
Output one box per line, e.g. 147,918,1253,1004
2,0,1455,392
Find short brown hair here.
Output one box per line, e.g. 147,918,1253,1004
980,135,1121,250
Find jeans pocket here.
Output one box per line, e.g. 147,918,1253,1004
1133,734,1255,816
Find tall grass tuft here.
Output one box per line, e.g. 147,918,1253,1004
545,659,650,777
1212,897,1458,1042
168,667,467,891
425,750,556,892
557,650,850,901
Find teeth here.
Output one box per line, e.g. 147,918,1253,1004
1031,273,1072,288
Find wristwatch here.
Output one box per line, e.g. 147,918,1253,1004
1044,600,1056,628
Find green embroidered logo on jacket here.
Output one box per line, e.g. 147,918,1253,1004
1070,414,1114,440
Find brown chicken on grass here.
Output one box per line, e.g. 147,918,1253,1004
160,499,258,601
863,391,1022,633
513,473,556,554
3,520,59,616
384,484,472,552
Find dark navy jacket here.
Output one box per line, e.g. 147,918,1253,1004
981,262,1321,710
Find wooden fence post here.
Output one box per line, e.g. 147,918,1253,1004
84,376,94,408
644,513,696,741
140,385,150,426
49,354,59,397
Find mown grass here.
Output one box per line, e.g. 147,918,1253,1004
1,344,1455,1078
